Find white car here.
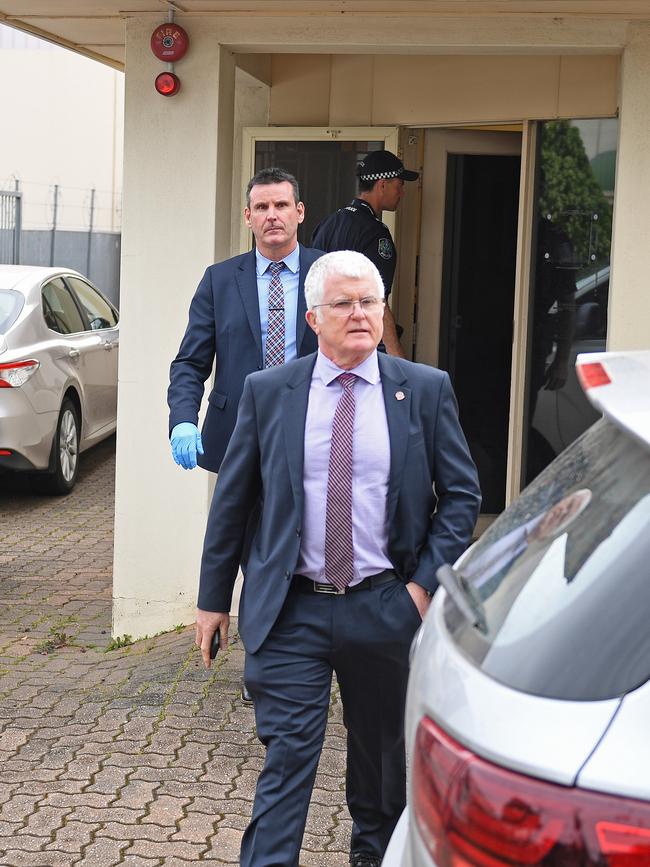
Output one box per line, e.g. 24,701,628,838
0,265,119,494
384,350,650,866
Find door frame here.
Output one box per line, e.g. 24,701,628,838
240,126,399,255
416,126,536,525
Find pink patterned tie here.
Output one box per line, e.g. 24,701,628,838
325,373,357,590
265,261,285,367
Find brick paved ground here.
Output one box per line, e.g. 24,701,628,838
0,439,351,866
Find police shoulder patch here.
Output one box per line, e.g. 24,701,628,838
378,237,393,260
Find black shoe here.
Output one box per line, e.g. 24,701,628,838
241,681,254,705
349,854,381,867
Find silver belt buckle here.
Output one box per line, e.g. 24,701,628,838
314,582,345,595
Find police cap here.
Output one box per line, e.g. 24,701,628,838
356,149,419,182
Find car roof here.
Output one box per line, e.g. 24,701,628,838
577,350,650,450
0,264,84,293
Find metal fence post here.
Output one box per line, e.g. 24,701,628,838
86,187,95,277
14,179,21,265
50,184,59,266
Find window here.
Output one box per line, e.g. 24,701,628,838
524,118,617,484
446,417,650,701
42,279,86,334
0,289,23,335
66,277,117,330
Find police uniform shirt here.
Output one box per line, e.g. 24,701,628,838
311,198,396,297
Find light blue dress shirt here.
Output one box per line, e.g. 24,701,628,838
255,244,300,362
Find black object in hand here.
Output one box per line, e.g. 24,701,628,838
210,628,221,660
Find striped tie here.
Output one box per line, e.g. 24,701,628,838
265,261,285,367
325,373,357,590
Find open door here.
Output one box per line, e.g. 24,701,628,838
417,129,522,518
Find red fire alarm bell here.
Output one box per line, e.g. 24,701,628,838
155,71,181,97
150,23,189,62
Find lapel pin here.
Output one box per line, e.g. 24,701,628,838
395,390,405,401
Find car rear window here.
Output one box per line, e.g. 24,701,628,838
445,417,650,701
0,289,24,334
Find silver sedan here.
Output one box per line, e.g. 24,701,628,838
0,265,118,494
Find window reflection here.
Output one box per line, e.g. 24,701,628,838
525,119,617,484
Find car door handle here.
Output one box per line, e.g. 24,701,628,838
68,349,80,359
102,341,114,351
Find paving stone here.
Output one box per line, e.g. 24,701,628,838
142,795,191,827
0,728,30,752
78,836,127,865
0,794,43,823
122,858,164,866
44,818,99,852
172,810,218,843
204,825,242,862
0,834,48,853
124,840,208,860
112,779,158,809
16,805,68,836
0,849,74,866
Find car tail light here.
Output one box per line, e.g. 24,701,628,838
0,359,40,388
577,361,611,390
412,715,650,865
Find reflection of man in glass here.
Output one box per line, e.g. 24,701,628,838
527,216,577,479
465,489,592,594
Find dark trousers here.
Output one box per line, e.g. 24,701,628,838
239,576,422,867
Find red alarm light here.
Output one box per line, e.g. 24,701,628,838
155,71,181,97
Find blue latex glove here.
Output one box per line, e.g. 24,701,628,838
170,422,204,470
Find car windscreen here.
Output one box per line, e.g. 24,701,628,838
445,417,650,701
0,289,24,334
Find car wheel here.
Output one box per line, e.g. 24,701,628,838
39,399,80,495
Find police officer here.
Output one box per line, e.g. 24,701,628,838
311,149,419,357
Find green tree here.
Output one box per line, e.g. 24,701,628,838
539,120,613,271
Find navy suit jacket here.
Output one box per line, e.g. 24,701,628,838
168,246,323,472
198,351,481,654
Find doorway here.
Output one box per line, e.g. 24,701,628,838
417,129,522,516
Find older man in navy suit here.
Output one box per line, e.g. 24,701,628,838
167,167,323,472
195,250,480,867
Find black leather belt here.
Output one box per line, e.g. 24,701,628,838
291,570,397,595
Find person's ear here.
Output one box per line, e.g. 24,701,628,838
306,308,320,335
296,201,305,224
244,207,252,227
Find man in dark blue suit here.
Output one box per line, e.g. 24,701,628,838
167,167,323,472
196,251,480,867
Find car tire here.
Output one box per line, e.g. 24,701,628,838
38,398,80,495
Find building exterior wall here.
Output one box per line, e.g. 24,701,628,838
609,23,650,350
111,11,650,640
269,54,619,127
112,18,235,640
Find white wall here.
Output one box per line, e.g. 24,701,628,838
0,23,123,232
608,23,650,350
112,18,235,639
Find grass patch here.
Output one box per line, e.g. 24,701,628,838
104,634,133,652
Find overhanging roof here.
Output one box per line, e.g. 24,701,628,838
2,1,650,70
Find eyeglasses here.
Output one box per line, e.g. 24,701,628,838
312,297,385,317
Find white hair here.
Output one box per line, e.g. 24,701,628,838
304,250,384,316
